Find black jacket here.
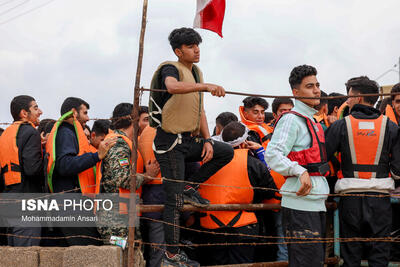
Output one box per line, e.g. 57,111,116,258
52,122,99,193
4,123,43,193
325,104,400,178
246,151,277,202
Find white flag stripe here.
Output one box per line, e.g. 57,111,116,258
193,0,212,28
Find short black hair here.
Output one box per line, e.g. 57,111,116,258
345,76,365,93
168,27,202,51
264,112,274,123
222,122,246,143
347,76,379,105
0,128,4,136
243,96,269,110
271,97,294,115
92,119,111,135
44,120,56,134
10,95,35,121
60,97,89,115
327,93,346,115
112,103,133,130
38,119,55,134
289,65,317,89
391,83,400,101
139,106,149,117
314,90,328,111
215,112,238,128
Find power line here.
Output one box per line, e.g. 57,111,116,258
0,0,19,8
0,0,30,17
0,0,56,26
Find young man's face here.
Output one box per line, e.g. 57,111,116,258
392,95,400,118
76,104,89,127
346,88,361,110
138,112,149,135
175,44,200,64
292,75,321,108
90,132,105,149
26,100,42,126
273,103,293,119
244,104,265,124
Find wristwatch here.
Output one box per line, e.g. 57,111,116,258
204,138,215,146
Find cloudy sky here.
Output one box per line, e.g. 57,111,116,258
1,0,399,129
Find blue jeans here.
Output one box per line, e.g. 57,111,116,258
273,210,288,261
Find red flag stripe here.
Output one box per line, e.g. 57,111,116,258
194,0,226,37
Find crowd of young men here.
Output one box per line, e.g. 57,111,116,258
1,26,400,267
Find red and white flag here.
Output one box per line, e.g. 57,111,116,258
193,0,226,37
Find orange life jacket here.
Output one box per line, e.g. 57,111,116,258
262,169,284,207
314,113,330,127
337,102,349,119
198,149,257,229
89,145,97,153
261,127,285,206
94,131,143,215
0,121,36,186
239,106,273,149
238,107,285,206
338,115,389,179
137,126,162,185
46,111,96,195
385,104,398,125
276,111,330,177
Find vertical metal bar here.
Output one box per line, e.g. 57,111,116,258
128,0,148,266
333,198,341,267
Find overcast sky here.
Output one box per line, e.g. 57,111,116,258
1,0,399,129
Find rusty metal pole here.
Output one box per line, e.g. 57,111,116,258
128,0,148,266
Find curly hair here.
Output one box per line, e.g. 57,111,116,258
289,65,317,89
242,96,269,110
168,27,202,51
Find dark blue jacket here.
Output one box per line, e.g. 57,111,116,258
52,122,99,193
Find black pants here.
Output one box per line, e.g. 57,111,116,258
339,193,391,267
282,207,326,267
154,128,234,254
142,219,165,267
5,218,41,247
201,223,258,265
